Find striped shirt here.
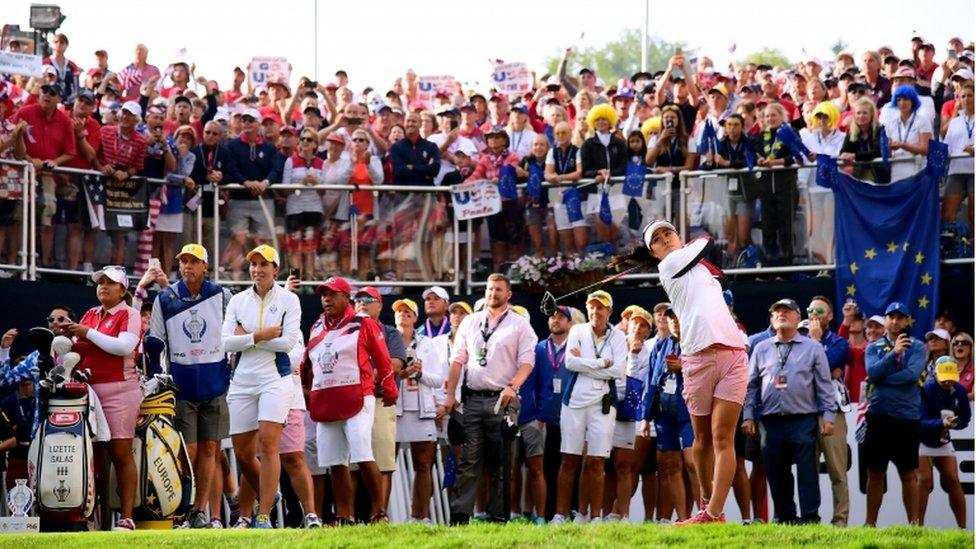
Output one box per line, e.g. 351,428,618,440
98,125,147,171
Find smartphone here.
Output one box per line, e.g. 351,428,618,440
288,268,300,279
664,118,675,130
948,49,957,60
148,258,161,271
450,119,459,130
346,117,362,126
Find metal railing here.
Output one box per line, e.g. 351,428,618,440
2,153,972,294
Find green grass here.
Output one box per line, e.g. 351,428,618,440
0,523,971,548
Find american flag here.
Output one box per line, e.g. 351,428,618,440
117,63,143,92
82,174,106,230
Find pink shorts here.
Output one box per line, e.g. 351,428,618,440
91,380,143,439
279,409,306,454
681,347,748,416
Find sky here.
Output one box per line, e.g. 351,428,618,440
3,0,974,93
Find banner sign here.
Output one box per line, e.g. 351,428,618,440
104,178,149,231
451,179,501,220
0,51,42,78
490,62,533,95
417,75,455,108
249,56,290,87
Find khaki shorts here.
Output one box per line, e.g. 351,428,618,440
176,395,230,444
372,403,398,472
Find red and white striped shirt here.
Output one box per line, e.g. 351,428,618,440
98,125,147,171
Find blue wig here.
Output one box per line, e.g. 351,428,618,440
890,84,920,113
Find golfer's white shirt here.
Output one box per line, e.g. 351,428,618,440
657,238,745,355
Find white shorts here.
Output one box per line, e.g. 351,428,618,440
584,193,626,224
612,420,636,450
919,442,956,457
316,395,376,468
396,410,437,444
552,202,589,231
226,376,293,435
559,402,616,458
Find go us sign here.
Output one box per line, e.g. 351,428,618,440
249,56,290,87
451,179,501,220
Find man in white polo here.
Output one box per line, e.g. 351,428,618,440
551,290,627,524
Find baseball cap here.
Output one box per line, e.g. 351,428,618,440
544,76,561,91
325,133,346,145
884,302,910,317
925,328,951,342
241,107,261,120
510,102,529,114
317,276,352,296
40,83,63,97
866,315,885,327
449,301,472,315
354,286,382,302
642,220,676,249
653,302,671,314
92,265,128,286
175,243,208,263
578,67,594,76
769,298,800,313
174,95,192,106
392,298,418,314
120,101,142,117
951,68,975,82
935,356,960,382
586,290,613,309
279,125,297,136
892,67,916,80
629,307,653,327
76,88,96,103
422,286,450,302
511,305,530,321
708,83,729,98
246,244,280,265
304,106,323,117
551,304,572,320
620,304,642,319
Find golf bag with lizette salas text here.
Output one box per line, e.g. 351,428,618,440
27,328,97,530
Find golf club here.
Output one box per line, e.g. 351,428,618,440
539,263,646,316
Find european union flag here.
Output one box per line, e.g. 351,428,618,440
816,142,948,338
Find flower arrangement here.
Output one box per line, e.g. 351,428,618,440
507,253,609,295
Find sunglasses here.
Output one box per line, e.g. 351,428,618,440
299,137,316,143
354,297,377,304
352,137,369,143
952,341,971,347
204,130,221,136
806,307,827,315
47,315,70,323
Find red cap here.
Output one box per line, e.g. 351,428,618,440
317,276,353,295
279,125,297,135
893,67,917,79
355,286,382,302
261,112,283,125
95,49,108,57
325,133,346,145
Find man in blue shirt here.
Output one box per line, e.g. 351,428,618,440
538,305,572,521
390,112,441,186
863,302,926,526
743,298,835,524
805,295,850,527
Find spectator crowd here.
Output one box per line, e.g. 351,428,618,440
0,33,973,283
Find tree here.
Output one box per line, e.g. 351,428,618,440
738,47,793,70
541,29,691,85
830,39,849,56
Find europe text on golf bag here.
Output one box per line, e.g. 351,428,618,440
27,385,97,522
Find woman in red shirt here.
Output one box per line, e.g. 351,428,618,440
68,265,142,531
343,129,383,279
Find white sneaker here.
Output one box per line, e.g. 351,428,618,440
421,517,432,525
603,513,621,522
590,516,602,524
113,518,135,531
210,518,223,529
572,511,588,524
549,514,566,525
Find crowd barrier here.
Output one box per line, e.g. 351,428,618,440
0,155,971,293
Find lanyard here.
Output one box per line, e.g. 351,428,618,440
775,341,794,376
480,311,509,347
555,145,574,174
964,115,974,138
547,339,565,371
511,130,525,153
426,317,449,337
591,327,612,358
897,112,916,143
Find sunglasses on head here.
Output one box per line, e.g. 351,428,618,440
806,306,827,315
47,315,69,323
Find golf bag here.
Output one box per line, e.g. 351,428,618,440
26,328,97,528
110,336,194,521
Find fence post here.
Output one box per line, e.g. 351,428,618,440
27,164,37,281
678,171,688,241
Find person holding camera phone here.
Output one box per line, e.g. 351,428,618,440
917,356,970,528
550,290,626,525
391,298,444,523
863,302,927,526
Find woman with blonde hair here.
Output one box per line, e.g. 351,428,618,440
756,102,800,265
343,129,383,278
839,97,890,182
282,128,326,277
800,101,846,264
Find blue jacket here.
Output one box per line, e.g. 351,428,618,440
641,336,688,422
536,339,570,425
390,137,441,185
919,378,971,448
747,327,775,356
865,335,926,420
0,350,41,439
519,339,555,425
813,329,850,376
223,136,279,200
